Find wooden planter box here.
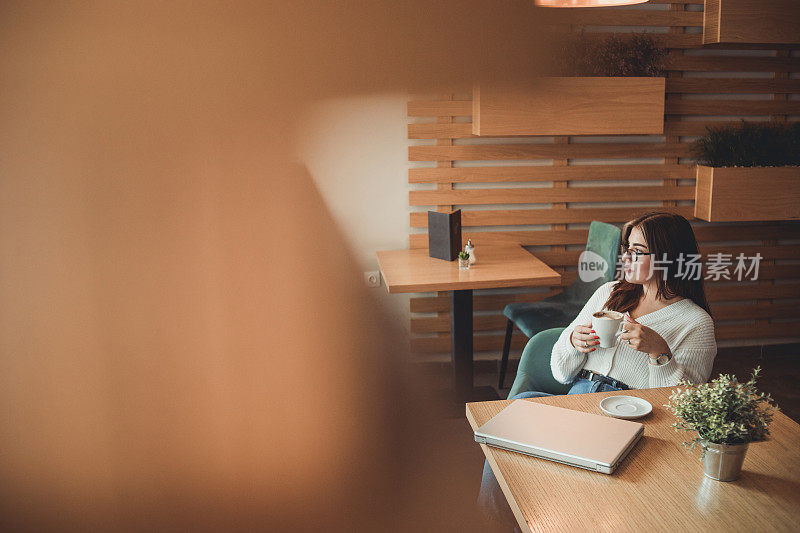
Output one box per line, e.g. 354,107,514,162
694,165,800,222
703,0,800,44
472,77,665,136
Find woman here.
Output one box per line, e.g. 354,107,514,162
551,211,717,391
478,212,717,528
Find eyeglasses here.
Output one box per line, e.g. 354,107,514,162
620,245,653,262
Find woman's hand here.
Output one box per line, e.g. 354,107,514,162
620,313,670,357
570,324,599,353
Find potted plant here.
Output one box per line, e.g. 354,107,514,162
559,32,667,78
457,251,470,270
667,367,779,481
691,120,800,221
472,33,667,136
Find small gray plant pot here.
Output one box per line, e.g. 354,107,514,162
701,440,749,482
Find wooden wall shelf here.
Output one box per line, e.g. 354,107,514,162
703,0,800,45
472,78,665,136
694,165,800,222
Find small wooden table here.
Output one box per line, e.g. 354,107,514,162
466,387,800,532
377,245,560,401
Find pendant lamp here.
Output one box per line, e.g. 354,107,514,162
535,0,648,6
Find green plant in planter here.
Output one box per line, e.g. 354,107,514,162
458,251,470,260
691,120,800,168
667,367,778,458
559,32,667,77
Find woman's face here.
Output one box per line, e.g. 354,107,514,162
623,226,652,284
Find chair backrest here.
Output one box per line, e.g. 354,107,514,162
561,221,622,304
507,327,570,398
507,222,622,399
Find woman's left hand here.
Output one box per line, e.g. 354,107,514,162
620,313,670,357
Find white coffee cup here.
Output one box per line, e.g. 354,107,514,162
592,310,623,348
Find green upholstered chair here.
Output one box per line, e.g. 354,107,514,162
506,327,570,399
499,221,622,389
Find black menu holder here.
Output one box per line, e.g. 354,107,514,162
428,210,461,261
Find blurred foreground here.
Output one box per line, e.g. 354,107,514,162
0,1,559,530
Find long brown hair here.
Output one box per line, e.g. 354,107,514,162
604,212,712,317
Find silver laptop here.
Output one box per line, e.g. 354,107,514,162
474,399,644,474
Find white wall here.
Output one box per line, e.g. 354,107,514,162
294,93,413,328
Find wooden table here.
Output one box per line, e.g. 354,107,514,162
466,387,800,532
377,245,560,401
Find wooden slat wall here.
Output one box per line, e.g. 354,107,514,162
406,2,800,359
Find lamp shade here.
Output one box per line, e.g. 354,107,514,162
535,0,648,6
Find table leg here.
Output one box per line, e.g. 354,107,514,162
450,289,473,402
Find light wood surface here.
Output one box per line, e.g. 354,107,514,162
408,142,686,161
376,245,560,294
694,166,800,222
703,0,800,45
408,164,693,182
466,388,800,532
472,79,665,136
409,206,695,227
409,185,693,206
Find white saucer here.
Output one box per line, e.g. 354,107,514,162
600,395,653,419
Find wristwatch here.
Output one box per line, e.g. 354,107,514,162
649,352,672,366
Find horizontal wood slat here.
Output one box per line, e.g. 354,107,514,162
542,9,703,27
666,100,800,115
410,290,560,314
699,245,800,261
411,238,800,258
412,314,509,334
692,223,800,242
409,143,688,161
666,79,800,94
411,301,800,334
643,0,710,3
715,321,800,341
409,206,695,227
408,123,473,139
485,245,800,270
409,230,590,248
411,333,528,354
664,121,757,137
408,164,693,183
409,185,695,206
596,32,799,50
409,218,799,244
409,281,800,317
410,319,800,352
667,56,800,72
408,100,471,117
713,302,800,321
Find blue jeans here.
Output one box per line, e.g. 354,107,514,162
477,378,624,530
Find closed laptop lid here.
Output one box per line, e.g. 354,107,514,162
475,399,643,467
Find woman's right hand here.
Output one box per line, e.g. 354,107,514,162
570,324,599,353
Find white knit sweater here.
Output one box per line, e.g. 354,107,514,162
551,281,717,389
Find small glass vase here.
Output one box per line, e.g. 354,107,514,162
458,257,470,270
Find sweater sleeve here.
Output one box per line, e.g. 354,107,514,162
647,312,717,388
550,282,615,384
